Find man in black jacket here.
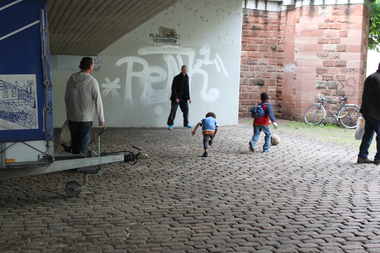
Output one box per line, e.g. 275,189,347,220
167,65,192,129
358,63,380,164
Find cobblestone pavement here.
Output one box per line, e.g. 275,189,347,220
1,120,380,253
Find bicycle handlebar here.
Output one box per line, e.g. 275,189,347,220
318,97,347,104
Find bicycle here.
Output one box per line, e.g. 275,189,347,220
304,94,360,129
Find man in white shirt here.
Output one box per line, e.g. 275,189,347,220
64,57,104,154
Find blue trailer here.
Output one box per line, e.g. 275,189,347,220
0,0,147,196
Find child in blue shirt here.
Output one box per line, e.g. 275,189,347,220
192,112,219,157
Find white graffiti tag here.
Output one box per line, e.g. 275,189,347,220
101,77,121,98
194,44,228,77
284,63,296,73
115,44,228,104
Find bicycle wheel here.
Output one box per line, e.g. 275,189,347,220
304,104,326,126
338,106,360,129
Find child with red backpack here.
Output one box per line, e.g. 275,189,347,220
249,92,278,152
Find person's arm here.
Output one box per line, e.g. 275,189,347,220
92,79,105,125
265,103,278,128
214,125,218,136
64,80,70,119
192,122,201,136
171,76,179,102
186,76,191,103
360,75,371,114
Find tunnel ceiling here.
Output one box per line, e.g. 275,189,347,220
47,0,180,55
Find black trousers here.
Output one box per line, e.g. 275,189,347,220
69,121,93,155
167,99,189,126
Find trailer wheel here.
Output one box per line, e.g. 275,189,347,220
65,181,81,197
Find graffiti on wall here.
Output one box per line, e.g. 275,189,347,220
101,77,121,98
284,63,296,73
340,68,357,74
101,44,228,114
0,74,38,130
54,54,103,71
316,71,356,97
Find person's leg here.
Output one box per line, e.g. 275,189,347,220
367,117,380,161
203,134,210,151
376,131,380,162
178,98,189,126
167,101,179,126
209,133,215,146
68,120,80,154
262,125,271,151
249,125,261,151
359,115,375,159
77,121,93,155
203,134,210,157
251,125,262,144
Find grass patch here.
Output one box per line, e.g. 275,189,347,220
244,118,376,153
276,120,376,152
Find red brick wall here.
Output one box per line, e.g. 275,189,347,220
240,9,286,117
240,4,370,120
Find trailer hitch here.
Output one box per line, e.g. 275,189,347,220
65,146,147,197
124,146,148,164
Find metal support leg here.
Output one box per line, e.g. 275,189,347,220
83,173,88,186
97,135,100,157
0,143,5,169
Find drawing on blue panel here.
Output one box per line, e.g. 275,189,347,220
0,75,38,130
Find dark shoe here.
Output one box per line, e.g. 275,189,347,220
209,139,213,146
248,141,254,152
357,157,373,164
375,160,380,165
202,151,208,157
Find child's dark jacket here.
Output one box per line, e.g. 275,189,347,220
253,100,276,125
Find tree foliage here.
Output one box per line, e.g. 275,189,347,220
369,0,380,52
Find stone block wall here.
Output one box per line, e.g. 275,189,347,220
240,9,286,118
240,4,370,120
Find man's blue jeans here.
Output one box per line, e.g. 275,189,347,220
69,121,93,155
251,125,271,150
359,115,380,160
